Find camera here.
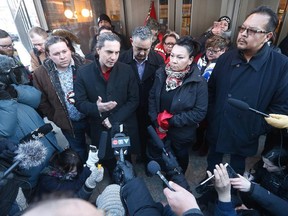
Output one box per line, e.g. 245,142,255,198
0,66,31,88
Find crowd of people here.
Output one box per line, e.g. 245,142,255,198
0,5,288,216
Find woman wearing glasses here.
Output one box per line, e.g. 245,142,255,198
149,36,208,173
154,31,180,64
197,35,230,81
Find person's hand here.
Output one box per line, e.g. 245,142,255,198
207,163,231,202
163,181,200,216
157,110,173,130
97,96,117,113
230,174,251,192
211,21,224,36
86,148,99,170
113,160,135,185
85,166,104,189
102,117,112,129
265,114,288,129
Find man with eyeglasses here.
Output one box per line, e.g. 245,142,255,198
205,6,288,176
0,29,22,66
28,26,48,71
118,26,164,162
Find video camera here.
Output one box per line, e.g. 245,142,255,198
0,66,31,90
111,123,130,162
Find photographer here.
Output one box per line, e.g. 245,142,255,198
230,148,288,216
0,54,62,201
36,148,104,200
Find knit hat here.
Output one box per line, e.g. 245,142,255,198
96,184,125,216
218,16,231,30
97,14,112,25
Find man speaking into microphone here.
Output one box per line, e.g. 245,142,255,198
205,6,288,175
0,54,62,201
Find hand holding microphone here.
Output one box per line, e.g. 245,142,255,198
163,181,199,216
85,165,104,189
264,114,288,129
113,160,135,185
86,146,99,170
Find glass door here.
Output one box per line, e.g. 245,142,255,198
158,0,192,36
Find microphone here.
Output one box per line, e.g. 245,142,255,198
227,98,269,117
19,123,53,143
0,140,48,181
147,125,168,155
97,131,108,160
147,160,175,191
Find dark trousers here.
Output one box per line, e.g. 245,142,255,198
207,150,246,175
62,119,88,163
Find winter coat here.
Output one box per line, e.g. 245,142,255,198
37,166,91,200
0,84,62,187
74,60,140,158
206,44,288,156
29,48,46,71
149,64,208,145
118,48,164,110
33,54,87,133
245,182,288,216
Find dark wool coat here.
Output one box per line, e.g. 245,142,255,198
118,49,164,147
149,64,208,146
74,60,140,158
206,44,288,156
118,48,164,110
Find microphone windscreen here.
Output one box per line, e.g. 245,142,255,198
98,131,108,160
14,140,48,169
0,54,16,72
227,98,249,111
147,125,164,149
147,160,161,175
38,123,53,134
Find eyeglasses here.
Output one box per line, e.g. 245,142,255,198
164,42,175,47
206,48,222,55
238,26,269,36
0,43,14,49
33,43,45,47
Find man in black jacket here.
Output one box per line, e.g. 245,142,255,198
74,32,139,173
118,26,164,162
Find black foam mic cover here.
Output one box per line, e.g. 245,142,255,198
147,125,164,149
227,98,249,111
147,160,161,175
98,131,108,160
19,123,53,143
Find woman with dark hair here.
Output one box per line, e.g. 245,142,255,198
230,147,288,215
149,36,208,173
154,31,180,64
36,148,104,200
